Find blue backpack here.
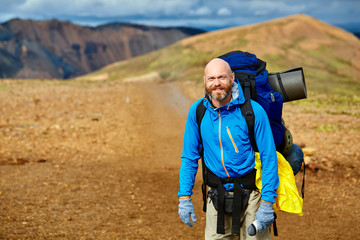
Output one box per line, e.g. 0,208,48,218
220,50,285,150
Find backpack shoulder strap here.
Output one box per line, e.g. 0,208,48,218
195,98,208,212
196,98,206,134
240,100,258,152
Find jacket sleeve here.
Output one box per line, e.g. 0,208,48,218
252,100,279,203
178,99,203,197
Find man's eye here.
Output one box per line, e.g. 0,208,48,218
219,75,226,80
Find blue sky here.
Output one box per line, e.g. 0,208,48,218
0,0,359,31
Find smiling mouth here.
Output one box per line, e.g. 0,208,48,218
212,87,224,91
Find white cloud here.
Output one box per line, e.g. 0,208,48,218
189,6,212,16
247,1,307,16
217,7,231,16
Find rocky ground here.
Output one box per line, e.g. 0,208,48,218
0,79,359,239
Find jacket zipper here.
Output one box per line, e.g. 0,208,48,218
218,110,230,178
226,126,239,153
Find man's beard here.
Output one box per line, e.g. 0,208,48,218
205,82,233,101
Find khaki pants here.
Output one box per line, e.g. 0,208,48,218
205,190,271,240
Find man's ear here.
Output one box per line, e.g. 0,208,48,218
231,72,235,83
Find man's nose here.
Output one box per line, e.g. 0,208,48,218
213,78,222,86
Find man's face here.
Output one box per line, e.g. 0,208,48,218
204,62,234,102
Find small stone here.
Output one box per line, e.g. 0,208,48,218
308,161,320,172
302,147,316,156
51,124,60,130
304,156,312,165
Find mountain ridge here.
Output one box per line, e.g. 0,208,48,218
0,18,205,79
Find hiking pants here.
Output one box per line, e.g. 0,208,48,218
205,190,271,240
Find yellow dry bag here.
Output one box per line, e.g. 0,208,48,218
254,152,303,216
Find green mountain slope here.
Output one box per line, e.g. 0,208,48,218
78,14,360,99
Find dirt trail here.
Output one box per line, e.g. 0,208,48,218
0,80,359,239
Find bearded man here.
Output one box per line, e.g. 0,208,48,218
178,58,279,240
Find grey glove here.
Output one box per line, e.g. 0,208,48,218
247,201,274,236
178,198,197,227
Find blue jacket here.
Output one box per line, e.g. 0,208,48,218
178,80,279,203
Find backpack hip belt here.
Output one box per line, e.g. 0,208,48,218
202,165,257,234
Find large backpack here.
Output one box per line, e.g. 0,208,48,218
222,50,287,151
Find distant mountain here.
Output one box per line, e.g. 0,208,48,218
337,22,360,33
335,23,360,39
0,18,205,79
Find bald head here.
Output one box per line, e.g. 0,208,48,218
204,58,232,76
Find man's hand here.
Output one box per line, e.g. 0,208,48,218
247,201,275,236
178,198,197,227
